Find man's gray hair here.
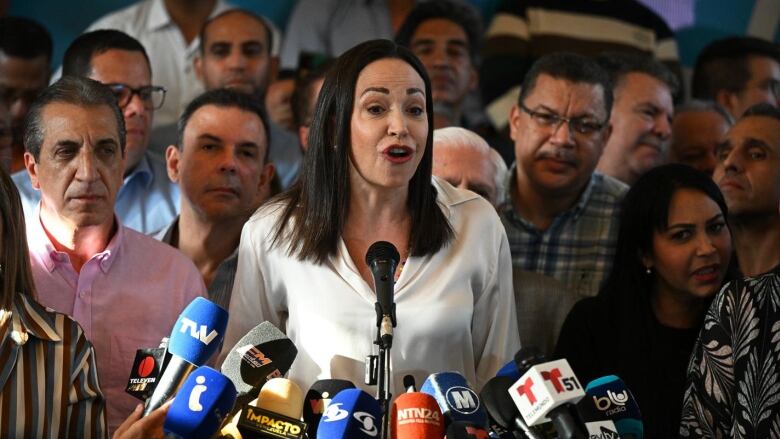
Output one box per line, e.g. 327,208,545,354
674,99,734,125
24,75,126,159
433,126,508,205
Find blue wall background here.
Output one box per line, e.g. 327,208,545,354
7,0,780,70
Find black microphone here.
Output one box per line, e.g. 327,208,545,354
481,376,545,439
365,241,400,340
219,321,298,408
302,379,356,438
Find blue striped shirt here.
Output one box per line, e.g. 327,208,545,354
501,169,627,353
0,294,106,438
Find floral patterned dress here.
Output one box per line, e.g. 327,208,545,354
680,266,780,438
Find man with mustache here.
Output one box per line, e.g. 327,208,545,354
195,9,302,189
21,76,205,434
500,53,627,354
395,0,481,130
596,52,678,186
155,89,274,309
13,30,179,234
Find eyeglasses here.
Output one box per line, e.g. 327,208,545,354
106,83,167,109
519,102,606,137
756,78,780,98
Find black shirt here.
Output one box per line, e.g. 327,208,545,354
554,293,700,438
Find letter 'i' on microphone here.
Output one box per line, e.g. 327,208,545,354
390,392,444,438
236,378,307,439
144,297,229,417
584,375,643,439
220,321,298,407
445,421,490,439
317,388,381,439
303,379,356,438
163,366,237,439
420,371,488,427
507,359,586,438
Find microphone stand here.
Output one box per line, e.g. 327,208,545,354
364,242,400,439
374,303,395,439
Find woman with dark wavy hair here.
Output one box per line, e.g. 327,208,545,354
221,39,519,393
555,164,734,438
0,167,106,437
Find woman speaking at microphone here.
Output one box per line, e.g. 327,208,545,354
554,164,734,438
221,39,519,394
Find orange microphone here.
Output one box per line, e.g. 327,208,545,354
391,391,445,438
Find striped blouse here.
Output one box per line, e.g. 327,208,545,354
0,293,106,438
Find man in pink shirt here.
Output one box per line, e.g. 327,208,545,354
20,75,206,434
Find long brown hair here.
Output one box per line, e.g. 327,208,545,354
272,39,453,263
0,167,36,310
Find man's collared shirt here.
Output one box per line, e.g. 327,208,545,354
154,216,238,310
500,167,627,354
0,294,106,438
26,212,206,433
13,152,179,234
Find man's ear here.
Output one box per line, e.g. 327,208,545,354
269,54,280,79
468,66,478,92
715,89,739,119
298,126,310,152
259,162,275,189
24,152,40,189
165,144,181,183
508,104,522,141
601,122,613,149
194,56,204,83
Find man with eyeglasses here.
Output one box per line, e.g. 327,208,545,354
12,30,179,234
693,36,780,119
499,53,628,355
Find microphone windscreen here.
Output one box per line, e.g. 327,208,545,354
168,297,229,365
420,372,487,427
235,378,307,439
303,379,356,438
220,321,298,400
513,347,546,375
257,378,304,419
495,360,521,382
479,376,519,430
365,241,400,266
163,366,237,438
585,375,643,439
445,421,490,439
508,359,585,427
317,388,381,439
390,392,444,439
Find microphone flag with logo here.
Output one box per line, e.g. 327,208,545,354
390,391,444,438
303,379,356,438
220,321,298,407
163,366,237,438
584,375,643,439
317,388,381,439
144,297,228,416
420,371,488,427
